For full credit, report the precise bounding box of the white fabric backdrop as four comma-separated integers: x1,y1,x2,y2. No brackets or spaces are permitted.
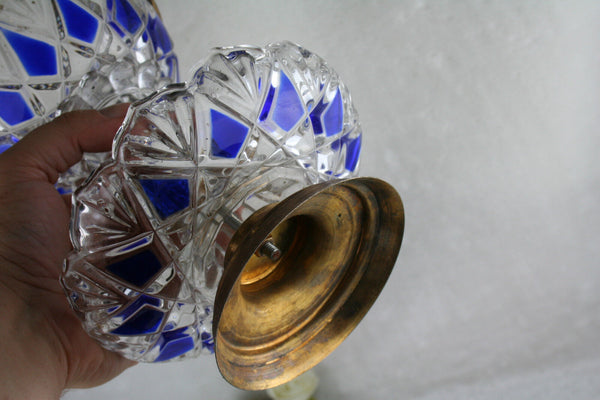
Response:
64,1,600,398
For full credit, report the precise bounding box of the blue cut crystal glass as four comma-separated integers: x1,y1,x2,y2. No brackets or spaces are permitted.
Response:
0,0,178,191
62,41,362,363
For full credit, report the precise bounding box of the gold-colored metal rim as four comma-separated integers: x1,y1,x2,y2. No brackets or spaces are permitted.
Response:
213,177,404,390
148,0,163,19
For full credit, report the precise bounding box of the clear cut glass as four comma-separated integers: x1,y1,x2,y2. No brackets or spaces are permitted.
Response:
62,41,362,363
0,0,178,191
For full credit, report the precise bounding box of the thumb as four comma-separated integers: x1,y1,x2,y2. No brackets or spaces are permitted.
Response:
0,104,129,184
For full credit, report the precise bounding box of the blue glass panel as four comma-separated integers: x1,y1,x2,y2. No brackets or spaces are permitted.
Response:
56,0,99,44
330,137,341,151
259,84,276,122
139,179,190,219
201,331,215,353
106,249,163,287
225,50,246,61
0,28,57,76
117,295,161,320
0,144,11,154
323,89,343,137
111,307,164,335
114,0,142,34
210,109,249,158
163,322,175,331
147,17,172,54
106,0,114,11
272,72,304,131
309,96,328,135
0,91,34,126
344,134,361,172
122,236,151,252
109,21,125,38
154,328,195,362
165,55,178,81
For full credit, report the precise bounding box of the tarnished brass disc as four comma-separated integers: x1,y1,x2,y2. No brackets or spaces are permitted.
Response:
213,177,404,390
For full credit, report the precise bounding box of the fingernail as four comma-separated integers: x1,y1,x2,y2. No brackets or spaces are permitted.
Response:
100,103,130,119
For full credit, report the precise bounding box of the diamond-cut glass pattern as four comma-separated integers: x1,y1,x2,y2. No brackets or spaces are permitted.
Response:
105,248,163,287
210,109,250,159
0,0,179,191
111,295,165,335
270,71,305,131
56,0,100,44
62,41,362,363
139,179,191,219
154,327,196,362
0,28,58,76
0,90,34,127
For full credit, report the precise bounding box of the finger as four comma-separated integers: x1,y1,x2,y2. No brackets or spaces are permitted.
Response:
99,103,130,119
0,104,129,184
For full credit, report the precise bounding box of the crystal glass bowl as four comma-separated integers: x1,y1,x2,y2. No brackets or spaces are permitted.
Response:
62,41,363,364
0,0,178,189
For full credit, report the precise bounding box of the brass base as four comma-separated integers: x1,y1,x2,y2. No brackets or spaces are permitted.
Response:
213,177,404,390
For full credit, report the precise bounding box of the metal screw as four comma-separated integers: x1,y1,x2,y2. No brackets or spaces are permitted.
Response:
259,240,282,262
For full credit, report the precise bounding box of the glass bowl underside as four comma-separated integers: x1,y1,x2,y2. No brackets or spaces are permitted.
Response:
62,42,363,363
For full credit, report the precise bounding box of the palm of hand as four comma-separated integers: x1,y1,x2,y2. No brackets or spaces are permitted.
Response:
0,107,134,397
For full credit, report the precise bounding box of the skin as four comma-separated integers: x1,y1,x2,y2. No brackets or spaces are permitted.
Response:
0,105,135,399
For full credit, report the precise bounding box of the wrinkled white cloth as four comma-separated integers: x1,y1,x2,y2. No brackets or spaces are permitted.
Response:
64,1,600,399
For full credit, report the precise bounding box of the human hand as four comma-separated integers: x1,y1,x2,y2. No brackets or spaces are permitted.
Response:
0,105,136,399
